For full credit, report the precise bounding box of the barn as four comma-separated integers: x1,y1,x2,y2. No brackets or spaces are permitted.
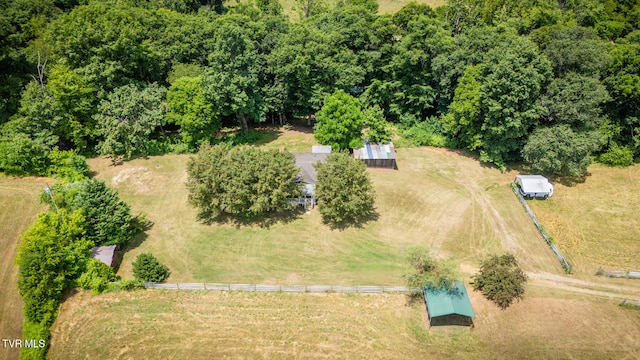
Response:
423,282,475,327
353,141,397,169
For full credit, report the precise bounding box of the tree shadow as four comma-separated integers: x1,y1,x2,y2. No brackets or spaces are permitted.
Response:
197,207,305,229
323,209,380,231
548,173,589,187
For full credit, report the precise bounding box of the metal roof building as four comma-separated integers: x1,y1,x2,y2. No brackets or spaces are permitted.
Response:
353,141,397,169
514,175,554,199
423,282,475,327
90,245,121,269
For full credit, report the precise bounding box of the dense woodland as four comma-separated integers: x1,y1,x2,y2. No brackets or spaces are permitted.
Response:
2,0,640,178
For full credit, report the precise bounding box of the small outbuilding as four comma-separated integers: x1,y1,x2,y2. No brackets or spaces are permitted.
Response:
423,282,475,327
514,175,554,199
292,148,331,208
90,245,122,269
353,141,397,169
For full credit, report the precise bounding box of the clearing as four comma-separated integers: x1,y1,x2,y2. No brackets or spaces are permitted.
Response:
0,177,50,360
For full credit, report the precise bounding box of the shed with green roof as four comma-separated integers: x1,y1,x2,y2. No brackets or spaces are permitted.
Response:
423,281,475,327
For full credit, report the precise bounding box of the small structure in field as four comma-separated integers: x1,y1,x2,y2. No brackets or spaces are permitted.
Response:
423,282,475,327
514,175,554,199
90,245,122,269
353,141,397,169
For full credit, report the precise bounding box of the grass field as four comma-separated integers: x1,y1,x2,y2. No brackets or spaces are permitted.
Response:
48,287,640,359
86,128,562,286
528,164,640,276
0,177,50,360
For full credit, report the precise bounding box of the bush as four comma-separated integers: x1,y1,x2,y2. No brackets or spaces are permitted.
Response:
132,253,170,282
20,320,51,360
599,144,634,167
402,246,458,294
77,259,117,295
403,119,448,147
471,253,528,309
47,147,90,182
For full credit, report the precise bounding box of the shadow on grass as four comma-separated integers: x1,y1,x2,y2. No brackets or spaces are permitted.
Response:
323,209,380,231
197,207,306,229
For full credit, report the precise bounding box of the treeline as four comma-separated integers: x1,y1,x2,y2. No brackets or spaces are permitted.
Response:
1,0,640,176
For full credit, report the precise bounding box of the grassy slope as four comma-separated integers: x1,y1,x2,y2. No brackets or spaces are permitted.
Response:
49,288,640,359
0,177,49,360
85,135,561,286
528,164,640,276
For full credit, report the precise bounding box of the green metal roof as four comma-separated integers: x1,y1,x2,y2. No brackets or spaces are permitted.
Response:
423,281,475,320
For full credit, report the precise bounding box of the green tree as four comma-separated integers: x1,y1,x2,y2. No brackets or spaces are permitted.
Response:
166,76,220,148
95,83,167,163
0,132,51,176
76,258,117,295
314,90,365,150
363,105,392,143
68,179,137,247
314,153,375,225
132,253,170,282
402,246,459,294
471,253,527,309
522,125,599,178
16,209,91,325
186,145,301,221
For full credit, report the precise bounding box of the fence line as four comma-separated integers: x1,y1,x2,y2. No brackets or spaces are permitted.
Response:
511,182,572,273
143,282,414,293
595,267,640,279
621,299,640,308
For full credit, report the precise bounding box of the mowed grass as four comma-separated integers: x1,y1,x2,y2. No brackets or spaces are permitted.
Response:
528,164,640,276
0,177,50,360
49,288,640,359
86,136,562,286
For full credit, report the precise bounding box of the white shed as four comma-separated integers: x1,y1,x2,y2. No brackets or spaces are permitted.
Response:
514,175,554,199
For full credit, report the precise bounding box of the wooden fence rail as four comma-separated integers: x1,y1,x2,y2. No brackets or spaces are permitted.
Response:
143,282,415,293
511,182,572,273
595,267,640,279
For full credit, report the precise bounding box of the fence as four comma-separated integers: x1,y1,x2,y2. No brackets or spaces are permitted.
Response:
143,282,413,293
595,267,640,279
621,299,640,308
511,182,572,273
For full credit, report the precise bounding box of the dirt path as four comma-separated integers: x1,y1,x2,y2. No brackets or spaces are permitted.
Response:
528,272,640,300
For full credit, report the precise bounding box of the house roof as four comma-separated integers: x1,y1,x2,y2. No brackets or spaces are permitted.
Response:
293,153,329,184
423,281,475,320
516,175,552,193
90,245,118,267
354,142,396,160
312,145,332,154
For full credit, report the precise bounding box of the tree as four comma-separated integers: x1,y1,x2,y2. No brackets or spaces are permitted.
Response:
314,90,365,151
314,153,375,225
166,76,220,148
132,253,170,283
522,125,600,178
76,258,117,295
95,83,167,163
362,105,392,143
471,253,527,309
16,209,91,325
402,246,458,294
186,145,301,221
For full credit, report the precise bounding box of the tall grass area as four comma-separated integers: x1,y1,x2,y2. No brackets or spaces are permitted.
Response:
528,163,640,275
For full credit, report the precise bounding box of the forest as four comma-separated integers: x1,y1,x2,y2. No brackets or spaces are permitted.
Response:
1,0,640,176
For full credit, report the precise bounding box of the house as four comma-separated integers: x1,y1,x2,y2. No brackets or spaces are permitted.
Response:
292,146,331,207
514,175,554,199
353,141,397,169
90,245,122,269
423,282,475,327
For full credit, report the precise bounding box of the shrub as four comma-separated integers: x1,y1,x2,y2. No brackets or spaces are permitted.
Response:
471,253,528,309
403,119,448,147
599,144,634,167
132,253,170,282
47,147,90,182
402,246,458,294
77,259,117,295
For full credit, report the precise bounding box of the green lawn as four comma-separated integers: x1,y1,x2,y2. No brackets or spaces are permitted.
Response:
87,137,561,286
